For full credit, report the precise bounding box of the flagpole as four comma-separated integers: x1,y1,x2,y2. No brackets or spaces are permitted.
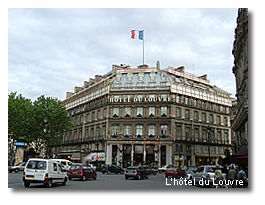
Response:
143,30,144,65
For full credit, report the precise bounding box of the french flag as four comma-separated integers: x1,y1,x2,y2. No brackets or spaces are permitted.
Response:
131,30,144,40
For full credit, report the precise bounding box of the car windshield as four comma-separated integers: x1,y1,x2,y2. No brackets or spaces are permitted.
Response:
206,167,217,172
26,160,47,170
167,168,177,171
70,165,82,170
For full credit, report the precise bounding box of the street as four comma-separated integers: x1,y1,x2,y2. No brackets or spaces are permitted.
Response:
8,171,200,191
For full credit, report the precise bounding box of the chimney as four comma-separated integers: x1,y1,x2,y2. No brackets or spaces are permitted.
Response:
66,92,74,99
84,81,89,88
176,66,185,72
156,60,160,70
74,86,83,93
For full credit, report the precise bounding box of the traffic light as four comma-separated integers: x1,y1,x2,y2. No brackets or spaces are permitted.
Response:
67,155,71,159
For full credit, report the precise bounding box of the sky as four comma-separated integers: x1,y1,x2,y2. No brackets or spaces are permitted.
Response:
8,8,238,101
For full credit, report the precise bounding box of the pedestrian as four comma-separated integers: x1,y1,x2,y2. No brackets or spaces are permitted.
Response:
237,166,247,188
214,165,223,188
227,164,237,188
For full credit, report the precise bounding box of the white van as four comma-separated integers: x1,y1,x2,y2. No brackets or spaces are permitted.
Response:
50,159,72,171
23,158,68,188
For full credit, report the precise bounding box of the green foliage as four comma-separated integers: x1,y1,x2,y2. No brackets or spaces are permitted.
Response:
8,92,35,142
8,92,73,155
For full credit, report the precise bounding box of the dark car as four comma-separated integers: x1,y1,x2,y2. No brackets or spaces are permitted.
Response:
142,165,158,175
101,164,124,174
125,166,148,180
67,164,97,181
165,167,186,179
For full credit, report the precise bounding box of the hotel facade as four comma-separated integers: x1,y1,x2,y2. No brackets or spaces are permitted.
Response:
56,62,233,168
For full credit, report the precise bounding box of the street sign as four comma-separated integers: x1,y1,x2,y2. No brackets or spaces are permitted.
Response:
15,142,27,147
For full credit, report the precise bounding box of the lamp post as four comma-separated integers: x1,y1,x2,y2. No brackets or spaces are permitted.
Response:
207,125,211,165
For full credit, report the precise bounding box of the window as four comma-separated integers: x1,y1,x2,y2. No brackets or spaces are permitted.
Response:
87,113,90,122
176,95,180,103
124,125,131,137
103,108,107,119
202,129,207,142
125,107,131,117
202,112,206,122
113,108,119,117
161,125,168,137
210,114,214,124
176,108,181,118
217,116,221,125
224,132,229,144
185,127,190,141
184,97,189,105
224,117,228,126
149,107,155,117
137,107,143,117
194,128,199,142
112,125,119,137
53,163,58,171
185,109,190,120
194,111,198,121
97,110,101,120
136,125,143,137
148,125,155,137
194,99,197,107
26,160,47,170
218,131,222,144
161,107,167,116
176,126,182,140
91,112,95,121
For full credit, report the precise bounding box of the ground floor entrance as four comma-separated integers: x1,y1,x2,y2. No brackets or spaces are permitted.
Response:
105,141,173,168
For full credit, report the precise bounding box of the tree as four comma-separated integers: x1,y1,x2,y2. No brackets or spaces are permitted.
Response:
32,95,72,156
8,92,35,142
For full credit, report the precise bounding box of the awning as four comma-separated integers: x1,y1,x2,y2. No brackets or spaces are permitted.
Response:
71,152,81,160
229,149,248,166
84,152,105,162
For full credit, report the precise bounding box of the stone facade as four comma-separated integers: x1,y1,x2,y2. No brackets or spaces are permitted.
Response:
232,8,248,152
56,62,233,168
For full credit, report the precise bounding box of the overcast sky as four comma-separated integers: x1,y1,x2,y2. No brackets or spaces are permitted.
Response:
8,8,238,101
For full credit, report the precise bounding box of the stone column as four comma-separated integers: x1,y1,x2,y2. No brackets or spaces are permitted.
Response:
166,144,172,165
106,144,112,165
131,144,134,166
117,143,121,166
143,144,146,163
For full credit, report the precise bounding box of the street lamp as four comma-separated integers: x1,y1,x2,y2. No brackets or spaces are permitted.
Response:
207,125,211,165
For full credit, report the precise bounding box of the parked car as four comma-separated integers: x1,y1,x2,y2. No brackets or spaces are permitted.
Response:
23,158,67,188
142,165,158,175
87,164,97,171
101,164,124,174
185,166,197,180
67,164,97,181
125,166,148,180
158,164,177,173
192,165,226,187
9,162,26,173
50,159,72,171
165,167,186,179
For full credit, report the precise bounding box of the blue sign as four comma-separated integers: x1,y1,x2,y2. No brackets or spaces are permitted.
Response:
15,142,26,147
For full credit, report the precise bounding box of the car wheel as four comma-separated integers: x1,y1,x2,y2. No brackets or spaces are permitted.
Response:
15,169,18,173
137,175,141,180
62,177,67,186
145,175,148,179
24,181,30,188
45,179,52,188
68,177,72,180
107,171,110,174
153,172,157,175
93,176,97,180
125,176,128,180
82,175,86,181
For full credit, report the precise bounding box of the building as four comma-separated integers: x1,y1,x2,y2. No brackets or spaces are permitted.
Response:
231,8,248,153
56,62,233,168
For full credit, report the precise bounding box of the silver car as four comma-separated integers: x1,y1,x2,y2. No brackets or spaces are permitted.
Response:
191,165,226,187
